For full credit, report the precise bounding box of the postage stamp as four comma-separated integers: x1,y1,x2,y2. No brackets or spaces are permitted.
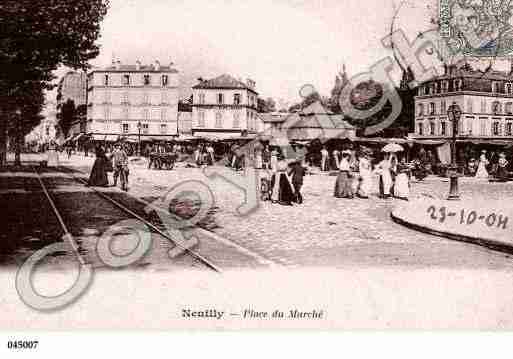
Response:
440,0,513,56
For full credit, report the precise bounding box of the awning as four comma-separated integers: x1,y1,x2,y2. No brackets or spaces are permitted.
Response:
90,134,119,141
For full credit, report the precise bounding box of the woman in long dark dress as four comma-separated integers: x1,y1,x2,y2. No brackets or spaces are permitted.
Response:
87,146,109,187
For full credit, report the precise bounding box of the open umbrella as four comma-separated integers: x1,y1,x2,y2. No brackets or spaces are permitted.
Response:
382,143,404,153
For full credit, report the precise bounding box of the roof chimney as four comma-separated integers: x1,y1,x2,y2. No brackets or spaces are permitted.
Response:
246,78,255,89
115,60,121,70
154,60,161,71
135,60,141,71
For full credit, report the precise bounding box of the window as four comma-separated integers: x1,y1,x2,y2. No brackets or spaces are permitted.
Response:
480,119,487,136
215,112,223,128
467,99,473,113
161,92,168,104
198,111,205,127
441,100,447,114
141,123,149,134
493,121,500,136
143,108,149,121
122,92,129,105
417,104,424,117
142,92,149,105
441,80,449,93
451,79,463,91
492,82,500,93
161,75,168,87
429,102,436,115
217,93,224,105
122,123,129,134
234,93,241,105
103,106,110,120
418,123,423,135
430,122,435,135
441,122,447,136
104,75,109,86
506,102,513,114
160,108,167,121
481,99,487,113
507,122,513,136
198,93,205,104
123,75,130,86
160,124,167,134
233,112,240,128
492,101,502,114
144,75,151,86
122,107,129,119
506,83,512,94
104,91,111,104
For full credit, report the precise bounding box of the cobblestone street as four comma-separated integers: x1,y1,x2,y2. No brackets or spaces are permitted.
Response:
61,154,513,270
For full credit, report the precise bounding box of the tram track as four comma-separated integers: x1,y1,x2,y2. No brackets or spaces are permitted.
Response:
31,165,222,273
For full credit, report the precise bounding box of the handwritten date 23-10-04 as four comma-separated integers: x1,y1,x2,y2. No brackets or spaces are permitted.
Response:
427,205,508,230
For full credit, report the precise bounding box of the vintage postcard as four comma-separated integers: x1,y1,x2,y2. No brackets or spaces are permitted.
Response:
4,0,513,342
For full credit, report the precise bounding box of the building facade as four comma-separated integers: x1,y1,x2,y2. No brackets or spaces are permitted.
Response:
87,60,179,140
414,64,513,140
191,74,261,139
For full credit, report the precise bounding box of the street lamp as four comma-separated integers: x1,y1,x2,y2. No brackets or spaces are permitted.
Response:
14,108,22,166
137,121,141,156
447,102,462,200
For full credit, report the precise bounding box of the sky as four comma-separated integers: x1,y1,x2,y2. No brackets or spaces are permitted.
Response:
50,0,513,107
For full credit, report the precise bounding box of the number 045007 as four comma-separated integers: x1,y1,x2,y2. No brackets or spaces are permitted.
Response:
7,340,39,350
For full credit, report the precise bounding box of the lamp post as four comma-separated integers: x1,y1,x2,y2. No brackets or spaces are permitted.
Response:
137,121,141,156
447,102,462,200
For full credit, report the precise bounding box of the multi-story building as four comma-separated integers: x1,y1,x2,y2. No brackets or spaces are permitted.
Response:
191,74,261,139
414,64,513,139
87,59,179,140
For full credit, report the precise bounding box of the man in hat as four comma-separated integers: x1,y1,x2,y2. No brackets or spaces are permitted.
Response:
112,143,129,190
496,152,509,181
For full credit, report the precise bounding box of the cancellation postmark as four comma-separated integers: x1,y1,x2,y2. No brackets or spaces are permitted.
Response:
439,0,513,57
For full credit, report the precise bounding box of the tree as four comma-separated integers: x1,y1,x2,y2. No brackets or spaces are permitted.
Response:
0,0,110,164
257,97,277,113
56,99,77,139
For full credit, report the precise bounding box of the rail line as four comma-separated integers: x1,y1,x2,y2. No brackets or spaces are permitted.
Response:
32,165,222,273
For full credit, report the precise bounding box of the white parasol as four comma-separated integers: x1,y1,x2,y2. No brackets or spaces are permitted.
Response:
382,143,404,153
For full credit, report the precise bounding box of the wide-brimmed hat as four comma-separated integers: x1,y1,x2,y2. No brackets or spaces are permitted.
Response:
341,149,351,155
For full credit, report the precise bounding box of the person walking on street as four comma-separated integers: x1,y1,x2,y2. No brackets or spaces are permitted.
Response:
112,143,129,191
262,145,271,170
87,146,109,187
321,146,329,172
270,147,279,173
291,159,306,204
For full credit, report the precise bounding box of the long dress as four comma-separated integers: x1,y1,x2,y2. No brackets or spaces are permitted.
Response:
255,150,263,169
394,163,410,200
334,158,354,198
270,151,278,172
88,148,109,187
475,154,489,178
271,170,295,205
357,157,372,198
376,159,392,198
321,150,329,171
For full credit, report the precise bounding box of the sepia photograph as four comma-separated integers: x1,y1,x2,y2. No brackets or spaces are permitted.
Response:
3,0,513,346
